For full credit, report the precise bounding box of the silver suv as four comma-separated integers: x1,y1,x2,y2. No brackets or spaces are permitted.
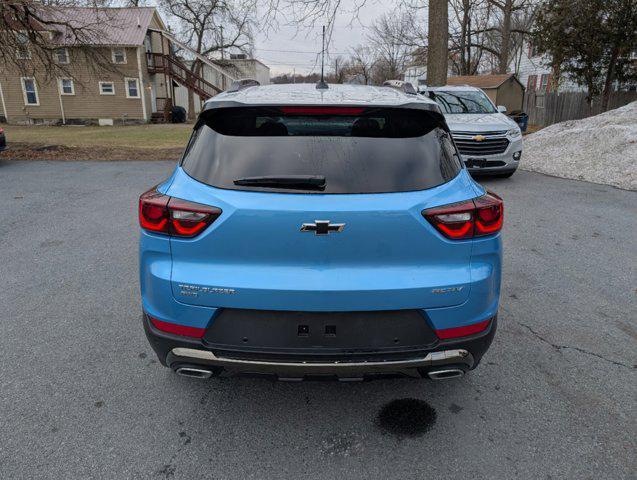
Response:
424,85,523,178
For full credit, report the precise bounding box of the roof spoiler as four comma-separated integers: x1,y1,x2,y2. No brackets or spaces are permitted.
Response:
226,79,260,92
382,80,417,95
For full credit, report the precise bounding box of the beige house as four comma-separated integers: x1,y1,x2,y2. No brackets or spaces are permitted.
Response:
0,7,268,125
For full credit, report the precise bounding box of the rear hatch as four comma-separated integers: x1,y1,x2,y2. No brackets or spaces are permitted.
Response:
167,105,475,311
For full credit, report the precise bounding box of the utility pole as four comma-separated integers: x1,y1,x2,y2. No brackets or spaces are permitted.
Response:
316,25,328,89
427,0,448,86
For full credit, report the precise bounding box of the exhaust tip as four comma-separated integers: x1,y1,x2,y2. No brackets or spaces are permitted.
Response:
427,368,465,380
175,367,214,379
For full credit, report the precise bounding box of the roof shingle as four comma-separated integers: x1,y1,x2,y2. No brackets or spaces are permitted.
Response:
447,74,517,89
41,7,156,47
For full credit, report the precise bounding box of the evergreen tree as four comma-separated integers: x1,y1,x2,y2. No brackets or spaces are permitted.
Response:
533,0,637,108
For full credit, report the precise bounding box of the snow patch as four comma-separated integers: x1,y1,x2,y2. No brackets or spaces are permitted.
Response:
521,101,637,190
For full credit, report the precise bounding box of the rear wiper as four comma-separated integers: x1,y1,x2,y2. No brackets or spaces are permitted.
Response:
233,175,326,190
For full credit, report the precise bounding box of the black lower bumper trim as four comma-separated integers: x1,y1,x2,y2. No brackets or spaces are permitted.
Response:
143,312,497,378
203,308,438,353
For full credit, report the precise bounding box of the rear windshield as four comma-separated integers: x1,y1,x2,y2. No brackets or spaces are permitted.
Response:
181,107,462,194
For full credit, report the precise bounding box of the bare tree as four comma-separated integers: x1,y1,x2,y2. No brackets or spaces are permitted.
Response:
0,0,120,80
471,0,536,74
348,45,376,85
277,0,370,45
368,12,413,82
159,0,254,117
428,0,449,85
160,0,254,57
448,0,492,75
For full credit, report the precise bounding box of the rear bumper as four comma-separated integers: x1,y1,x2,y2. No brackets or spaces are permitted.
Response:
143,312,497,379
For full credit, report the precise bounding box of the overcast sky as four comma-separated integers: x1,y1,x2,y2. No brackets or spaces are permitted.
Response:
252,0,396,76
132,0,400,76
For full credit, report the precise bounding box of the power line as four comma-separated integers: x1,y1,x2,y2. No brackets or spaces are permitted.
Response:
254,47,351,55
257,58,321,66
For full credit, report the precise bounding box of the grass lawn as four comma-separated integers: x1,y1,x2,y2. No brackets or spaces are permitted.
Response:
3,123,193,149
1,123,194,160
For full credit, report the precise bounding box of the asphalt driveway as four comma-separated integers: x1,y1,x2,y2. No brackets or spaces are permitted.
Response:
0,160,635,479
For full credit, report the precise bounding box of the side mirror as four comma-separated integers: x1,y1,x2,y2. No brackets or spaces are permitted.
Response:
497,105,507,113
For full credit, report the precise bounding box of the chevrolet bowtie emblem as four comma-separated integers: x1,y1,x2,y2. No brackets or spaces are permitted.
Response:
473,134,486,141
300,220,345,235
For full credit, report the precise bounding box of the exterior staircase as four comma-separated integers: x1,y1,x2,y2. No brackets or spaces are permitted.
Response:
147,53,223,101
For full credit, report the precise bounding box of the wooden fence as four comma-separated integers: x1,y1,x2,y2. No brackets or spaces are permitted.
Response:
523,91,637,127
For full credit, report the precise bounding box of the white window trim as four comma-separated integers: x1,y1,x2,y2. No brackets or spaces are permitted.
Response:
125,77,140,99
55,48,70,64
59,78,75,95
16,46,31,60
16,31,31,59
99,81,115,95
111,48,127,64
21,77,39,106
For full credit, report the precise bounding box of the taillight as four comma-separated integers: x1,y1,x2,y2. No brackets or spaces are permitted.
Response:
423,192,503,240
435,319,491,340
139,189,170,233
150,316,206,338
139,188,221,237
474,194,504,235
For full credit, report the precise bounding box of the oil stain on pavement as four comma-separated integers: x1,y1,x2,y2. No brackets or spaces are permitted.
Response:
377,398,437,437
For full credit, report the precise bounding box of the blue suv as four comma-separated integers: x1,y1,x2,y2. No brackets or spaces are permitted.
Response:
139,83,502,381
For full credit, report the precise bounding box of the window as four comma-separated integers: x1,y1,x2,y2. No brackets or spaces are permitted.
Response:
21,78,39,105
99,81,115,95
16,32,30,59
59,78,75,95
429,90,497,114
527,75,537,91
111,48,127,64
16,46,31,59
181,107,461,194
125,78,140,98
55,48,69,64
528,42,539,58
539,74,549,92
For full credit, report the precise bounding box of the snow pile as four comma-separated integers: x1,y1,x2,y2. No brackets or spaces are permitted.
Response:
521,101,637,190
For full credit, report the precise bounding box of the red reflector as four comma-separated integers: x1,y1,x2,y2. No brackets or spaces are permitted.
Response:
150,317,206,338
279,106,365,115
435,320,491,340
